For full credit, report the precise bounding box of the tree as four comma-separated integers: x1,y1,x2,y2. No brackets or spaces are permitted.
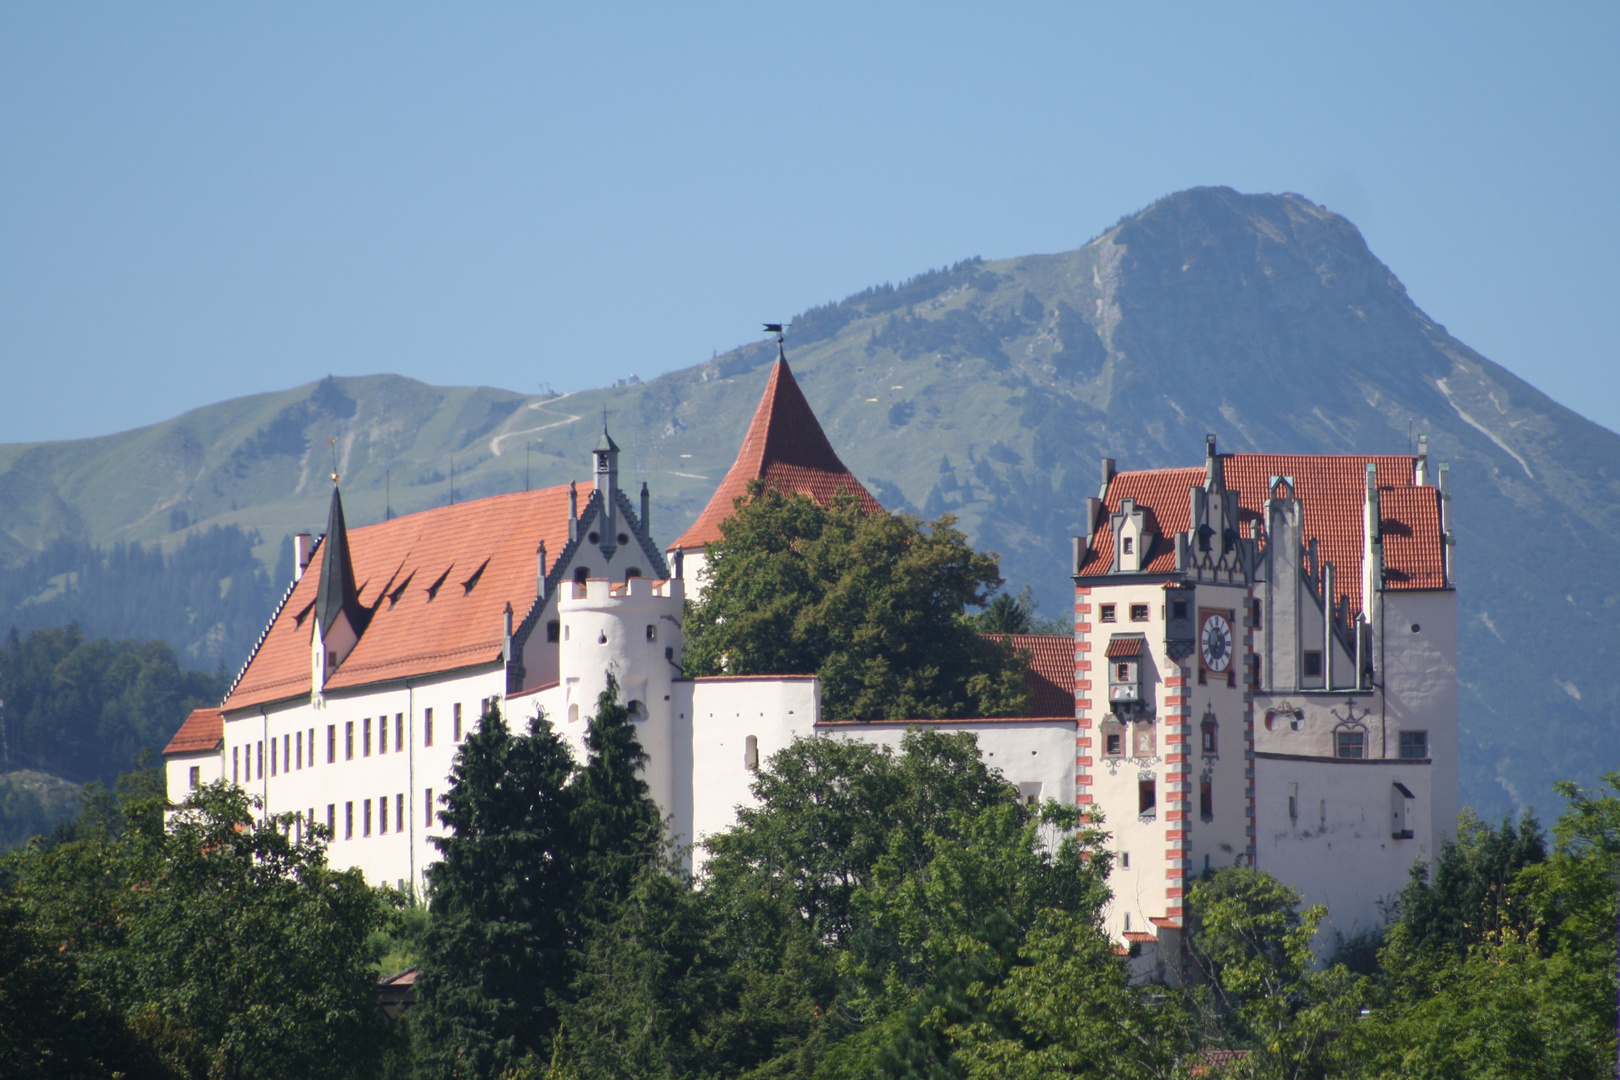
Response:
414,702,580,1080
1393,808,1546,957
7,773,392,1080
1185,868,1365,1080
971,585,1069,637
684,482,1032,720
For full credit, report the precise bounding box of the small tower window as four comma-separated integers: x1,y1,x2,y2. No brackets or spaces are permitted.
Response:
1137,779,1157,816
646,624,657,642
627,700,646,719
1335,729,1365,759
1303,651,1323,677
1399,730,1428,759
625,567,642,579
744,734,759,771
1099,604,1116,623
1122,537,1133,554
547,620,561,642
574,566,590,585
1200,714,1218,754
568,703,580,724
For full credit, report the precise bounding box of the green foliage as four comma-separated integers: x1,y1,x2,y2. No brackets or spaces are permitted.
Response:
971,585,1068,636
684,482,1032,721
4,771,393,1080
414,701,581,1079
0,624,227,786
569,674,665,924
1393,807,1546,956
0,769,83,850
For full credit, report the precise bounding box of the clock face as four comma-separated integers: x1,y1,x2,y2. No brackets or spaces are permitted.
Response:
1200,612,1233,672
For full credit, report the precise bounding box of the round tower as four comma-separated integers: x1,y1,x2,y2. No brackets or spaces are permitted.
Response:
556,575,685,817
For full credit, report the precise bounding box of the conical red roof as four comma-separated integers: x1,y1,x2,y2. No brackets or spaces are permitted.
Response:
670,358,882,550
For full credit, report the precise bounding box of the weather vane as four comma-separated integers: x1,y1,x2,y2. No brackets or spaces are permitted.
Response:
328,437,339,484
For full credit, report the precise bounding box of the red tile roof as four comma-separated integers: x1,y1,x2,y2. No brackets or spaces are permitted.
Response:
164,708,223,755
983,633,1076,717
1079,455,1444,617
670,358,882,551
224,484,589,711
1106,636,1145,658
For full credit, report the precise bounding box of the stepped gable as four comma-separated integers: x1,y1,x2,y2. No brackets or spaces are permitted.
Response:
982,633,1077,717
1078,454,1444,617
225,484,589,711
670,358,882,551
164,707,223,754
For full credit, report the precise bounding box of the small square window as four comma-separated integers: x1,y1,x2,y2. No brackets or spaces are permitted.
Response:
1171,599,1188,620
1116,662,1131,681
547,620,561,643
1130,604,1149,622
1099,604,1116,623
1303,651,1323,677
1399,731,1428,759
646,624,657,642
1105,732,1123,756
1336,730,1365,759
188,765,201,790
1122,537,1133,554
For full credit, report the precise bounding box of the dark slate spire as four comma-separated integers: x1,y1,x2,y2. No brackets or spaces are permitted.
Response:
315,485,362,638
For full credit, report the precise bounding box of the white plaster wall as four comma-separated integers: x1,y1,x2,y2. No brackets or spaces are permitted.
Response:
1253,756,1433,943
165,748,222,803
1382,591,1457,843
821,719,1077,807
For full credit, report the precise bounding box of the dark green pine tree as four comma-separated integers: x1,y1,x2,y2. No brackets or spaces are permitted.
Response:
569,674,666,927
413,704,579,1080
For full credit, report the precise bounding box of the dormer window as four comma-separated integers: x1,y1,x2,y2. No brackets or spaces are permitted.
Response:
1122,537,1133,554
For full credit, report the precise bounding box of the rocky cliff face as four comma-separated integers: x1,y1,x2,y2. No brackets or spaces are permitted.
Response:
1,187,1613,814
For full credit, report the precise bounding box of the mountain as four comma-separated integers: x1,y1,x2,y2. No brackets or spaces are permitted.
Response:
1,187,1614,817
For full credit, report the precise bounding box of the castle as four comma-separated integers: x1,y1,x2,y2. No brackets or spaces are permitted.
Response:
166,348,1455,972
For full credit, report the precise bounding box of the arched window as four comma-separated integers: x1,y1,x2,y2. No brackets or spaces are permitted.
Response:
744,734,759,771
574,566,590,585
1200,712,1218,755
568,703,580,724
627,700,646,719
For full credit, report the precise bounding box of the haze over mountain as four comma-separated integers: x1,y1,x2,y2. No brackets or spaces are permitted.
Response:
1,187,1613,817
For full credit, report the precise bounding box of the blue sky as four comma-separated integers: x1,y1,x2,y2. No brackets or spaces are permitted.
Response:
2,3,1616,443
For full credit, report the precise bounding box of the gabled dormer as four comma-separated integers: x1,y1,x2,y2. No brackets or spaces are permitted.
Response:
1110,498,1157,574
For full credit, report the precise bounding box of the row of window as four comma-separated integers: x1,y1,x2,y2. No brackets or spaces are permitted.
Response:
289,788,439,843
227,699,500,782
1100,717,1219,759
1336,729,1428,759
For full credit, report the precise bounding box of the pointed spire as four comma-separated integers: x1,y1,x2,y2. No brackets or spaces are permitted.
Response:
670,338,883,552
315,485,362,639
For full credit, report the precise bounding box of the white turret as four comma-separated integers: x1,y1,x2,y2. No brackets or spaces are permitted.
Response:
557,575,686,818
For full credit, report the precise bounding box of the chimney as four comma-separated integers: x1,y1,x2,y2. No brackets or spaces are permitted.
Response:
1084,496,1102,542
503,601,514,662
568,482,579,541
1071,535,1083,577
1415,434,1429,486
1322,561,1336,689
536,540,548,600
640,481,650,530
1438,462,1454,586
1099,457,1115,497
672,546,685,580
293,534,313,582
1204,433,1225,492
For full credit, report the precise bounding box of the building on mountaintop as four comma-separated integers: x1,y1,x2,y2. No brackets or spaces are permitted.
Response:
668,340,882,597
1076,435,1456,981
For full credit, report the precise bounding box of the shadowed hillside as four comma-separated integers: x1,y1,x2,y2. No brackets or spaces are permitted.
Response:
1,187,1614,816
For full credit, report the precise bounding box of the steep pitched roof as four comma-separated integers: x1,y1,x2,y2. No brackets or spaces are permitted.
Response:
983,633,1076,718
670,358,882,551
1078,454,1445,617
224,484,590,711
315,485,363,638
164,707,223,755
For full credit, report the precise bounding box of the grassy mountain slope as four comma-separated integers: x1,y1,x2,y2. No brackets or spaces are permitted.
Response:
1,187,1613,815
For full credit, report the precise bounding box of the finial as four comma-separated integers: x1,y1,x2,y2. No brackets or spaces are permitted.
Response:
328,437,339,484
765,322,784,361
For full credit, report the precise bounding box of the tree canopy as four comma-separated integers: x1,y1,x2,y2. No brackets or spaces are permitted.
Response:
683,482,1032,720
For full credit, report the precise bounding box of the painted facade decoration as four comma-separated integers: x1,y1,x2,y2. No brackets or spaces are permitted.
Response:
166,353,1454,973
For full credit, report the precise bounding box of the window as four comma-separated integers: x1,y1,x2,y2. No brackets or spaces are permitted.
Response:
327,804,335,834
424,708,433,747
625,567,641,579
396,793,405,832
1201,716,1218,754
1138,780,1157,816
1130,603,1149,622
1226,669,1235,688
1099,603,1116,623
1122,536,1133,554
188,765,201,790
547,620,561,642
1132,723,1155,758
1121,851,1129,869
453,703,463,742
1303,651,1323,677
232,746,239,783
270,737,277,777
327,725,336,763
296,730,302,770
1250,598,1262,630
1200,780,1213,821
378,794,388,835
568,703,580,724
1101,718,1125,758
394,714,404,753
308,728,314,765
424,788,434,828
364,799,373,836
1252,654,1263,687
1123,912,1131,931
1197,667,1207,685
1399,731,1428,759
1116,662,1131,681
744,734,759,770
1171,598,1188,621
345,721,354,761
363,717,372,757
1336,730,1365,759
646,624,657,642
344,802,354,840
574,566,589,585
326,650,337,669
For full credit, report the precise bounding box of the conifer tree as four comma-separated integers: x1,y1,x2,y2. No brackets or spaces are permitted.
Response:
568,674,665,926
414,703,578,1080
